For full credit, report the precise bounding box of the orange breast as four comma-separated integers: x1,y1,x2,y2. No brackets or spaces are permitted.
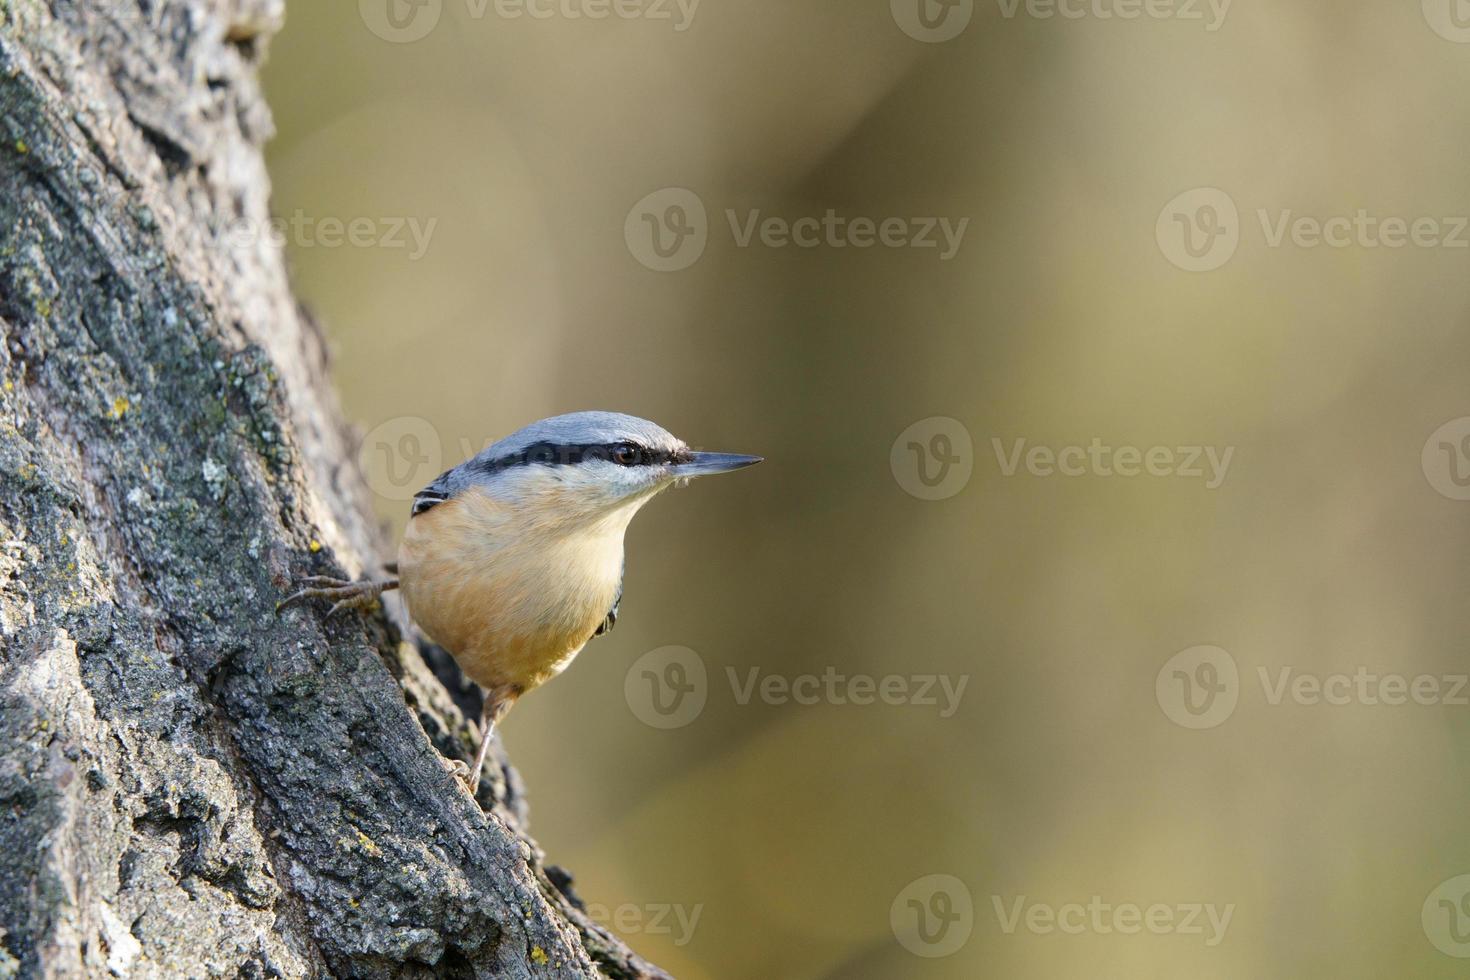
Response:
396,488,623,694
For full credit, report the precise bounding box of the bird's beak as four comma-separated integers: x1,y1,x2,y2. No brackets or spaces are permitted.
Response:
672,452,764,477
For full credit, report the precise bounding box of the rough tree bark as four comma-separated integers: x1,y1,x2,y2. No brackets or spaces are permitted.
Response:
0,3,670,977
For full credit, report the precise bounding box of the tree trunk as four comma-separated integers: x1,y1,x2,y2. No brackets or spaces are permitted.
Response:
0,3,669,977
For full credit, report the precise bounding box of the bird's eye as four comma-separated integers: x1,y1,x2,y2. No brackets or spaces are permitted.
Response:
612,443,641,466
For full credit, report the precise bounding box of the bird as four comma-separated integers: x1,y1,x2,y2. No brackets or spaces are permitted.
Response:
279,411,761,796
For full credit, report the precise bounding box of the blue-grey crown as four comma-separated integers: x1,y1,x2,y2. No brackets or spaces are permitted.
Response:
480,412,684,461
410,412,689,515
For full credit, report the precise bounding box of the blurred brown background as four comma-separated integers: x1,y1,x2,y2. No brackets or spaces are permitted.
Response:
262,1,1470,975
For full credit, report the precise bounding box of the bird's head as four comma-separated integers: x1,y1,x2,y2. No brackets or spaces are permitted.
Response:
451,411,761,529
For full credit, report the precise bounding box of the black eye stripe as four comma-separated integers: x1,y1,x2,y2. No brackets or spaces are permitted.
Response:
413,441,694,518
472,441,692,474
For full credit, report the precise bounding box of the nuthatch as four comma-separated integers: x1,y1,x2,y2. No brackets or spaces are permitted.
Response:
281,412,761,795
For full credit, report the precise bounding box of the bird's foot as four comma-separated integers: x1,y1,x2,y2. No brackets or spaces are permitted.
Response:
445,758,480,798
276,576,398,617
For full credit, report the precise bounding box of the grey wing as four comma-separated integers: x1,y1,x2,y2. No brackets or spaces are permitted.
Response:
594,563,623,637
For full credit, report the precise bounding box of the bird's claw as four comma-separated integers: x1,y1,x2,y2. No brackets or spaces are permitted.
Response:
275,576,385,617
445,758,478,797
